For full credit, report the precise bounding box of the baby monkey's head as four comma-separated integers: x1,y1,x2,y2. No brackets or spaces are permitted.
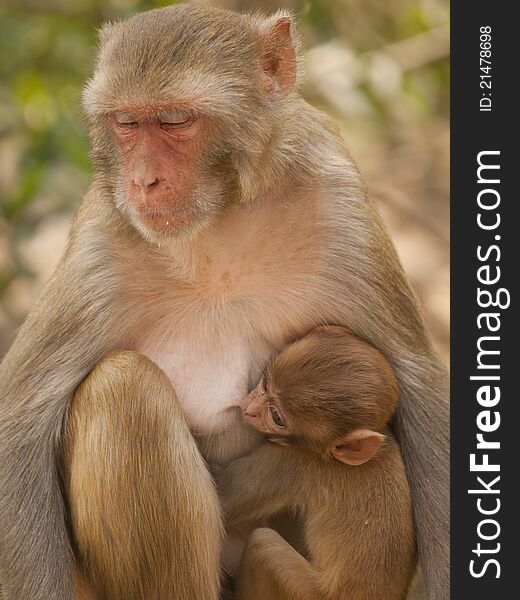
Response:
241,326,398,465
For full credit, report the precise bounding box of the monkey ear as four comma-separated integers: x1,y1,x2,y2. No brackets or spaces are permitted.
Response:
96,20,123,48
331,429,385,466
259,16,297,98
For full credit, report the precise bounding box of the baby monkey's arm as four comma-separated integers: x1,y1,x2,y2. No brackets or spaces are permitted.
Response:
218,443,302,528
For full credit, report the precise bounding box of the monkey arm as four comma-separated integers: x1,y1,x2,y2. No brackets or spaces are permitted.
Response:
0,192,129,600
219,443,303,528
236,528,320,600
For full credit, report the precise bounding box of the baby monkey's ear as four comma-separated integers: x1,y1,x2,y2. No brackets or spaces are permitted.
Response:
331,429,385,466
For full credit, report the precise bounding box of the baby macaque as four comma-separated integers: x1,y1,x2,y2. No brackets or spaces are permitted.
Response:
219,326,416,600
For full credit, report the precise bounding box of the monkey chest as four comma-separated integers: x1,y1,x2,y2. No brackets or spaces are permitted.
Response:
135,329,258,432
132,199,329,433
133,278,321,434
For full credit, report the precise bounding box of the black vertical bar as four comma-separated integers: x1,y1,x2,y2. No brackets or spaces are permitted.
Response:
451,2,519,598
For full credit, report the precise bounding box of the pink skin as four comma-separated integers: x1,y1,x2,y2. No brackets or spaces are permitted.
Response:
110,109,205,232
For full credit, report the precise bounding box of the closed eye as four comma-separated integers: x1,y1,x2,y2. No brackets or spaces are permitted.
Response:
113,112,138,128
159,109,193,129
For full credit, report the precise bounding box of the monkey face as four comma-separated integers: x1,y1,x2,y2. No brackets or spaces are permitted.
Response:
108,110,228,243
82,5,300,245
241,380,290,441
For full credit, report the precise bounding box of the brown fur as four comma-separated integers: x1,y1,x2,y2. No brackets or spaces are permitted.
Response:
64,351,222,600
267,326,398,449
237,528,321,600
0,5,448,600
220,328,416,600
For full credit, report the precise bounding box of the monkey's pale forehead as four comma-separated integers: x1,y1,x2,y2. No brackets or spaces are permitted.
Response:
82,5,259,119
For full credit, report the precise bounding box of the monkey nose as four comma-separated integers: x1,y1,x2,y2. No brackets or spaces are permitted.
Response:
243,408,259,418
132,176,160,191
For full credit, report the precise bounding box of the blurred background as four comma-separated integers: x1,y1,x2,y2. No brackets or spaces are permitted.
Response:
0,0,449,360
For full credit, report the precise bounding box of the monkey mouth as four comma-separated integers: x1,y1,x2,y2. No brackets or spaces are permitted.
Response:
137,207,190,217
242,412,267,432
136,207,191,230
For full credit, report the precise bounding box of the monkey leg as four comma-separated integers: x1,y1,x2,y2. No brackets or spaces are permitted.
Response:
236,528,321,600
63,351,223,600
72,565,99,600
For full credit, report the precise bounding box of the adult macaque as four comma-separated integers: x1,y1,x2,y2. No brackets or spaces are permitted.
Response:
219,325,416,600
0,4,448,600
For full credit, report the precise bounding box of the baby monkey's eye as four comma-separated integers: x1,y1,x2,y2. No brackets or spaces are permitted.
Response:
269,404,286,428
